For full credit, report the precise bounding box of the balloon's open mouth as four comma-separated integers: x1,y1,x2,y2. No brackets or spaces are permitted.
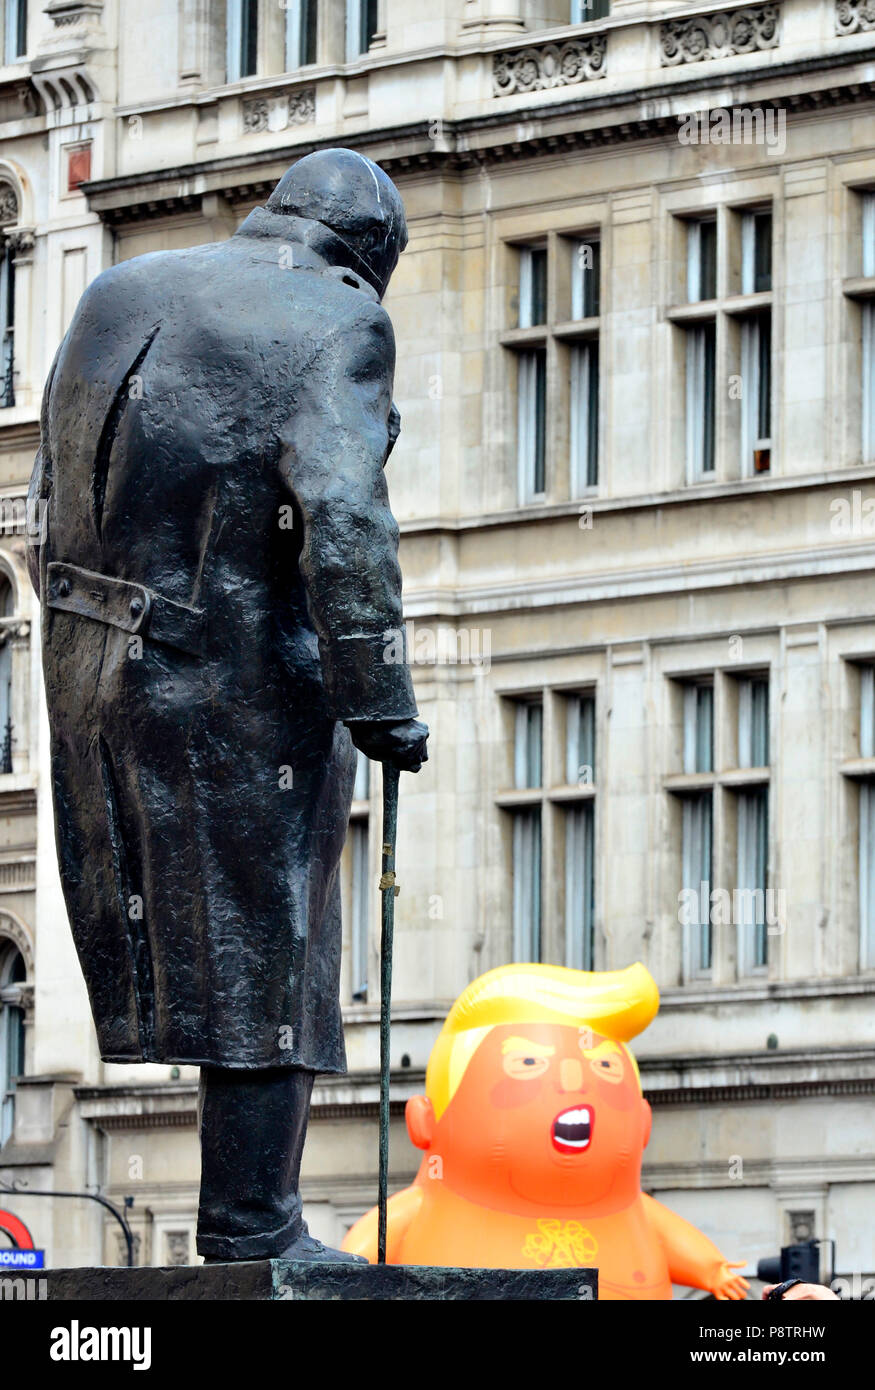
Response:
551,1105,593,1154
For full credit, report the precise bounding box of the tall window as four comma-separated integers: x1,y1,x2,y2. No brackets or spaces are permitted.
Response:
519,246,547,329
518,350,546,501
4,0,26,63
0,630,11,775
681,683,714,975
858,666,875,969
349,751,370,1000
226,0,258,81
0,945,25,1146
569,236,600,492
565,694,595,969
734,675,770,974
285,0,317,68
862,192,875,461
684,219,716,482
512,701,542,961
0,236,14,411
346,0,377,61
686,348,717,487
740,211,772,475
571,237,599,320
687,219,717,303
571,0,610,19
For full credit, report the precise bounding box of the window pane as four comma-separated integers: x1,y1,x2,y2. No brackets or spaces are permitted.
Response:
684,684,712,773
737,788,768,970
686,323,716,479
353,748,370,801
565,803,595,969
864,303,875,461
515,702,543,789
286,0,317,67
243,0,258,75
757,312,771,441
738,678,769,767
861,783,875,968
682,793,712,972
518,349,547,499
513,808,542,961
862,667,875,759
520,247,547,328
864,191,875,279
350,822,369,999
699,220,717,300
751,679,769,765
754,213,772,293
575,238,600,319
566,694,595,785
570,341,599,492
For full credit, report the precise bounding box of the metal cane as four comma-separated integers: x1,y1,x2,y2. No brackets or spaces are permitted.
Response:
377,763,400,1264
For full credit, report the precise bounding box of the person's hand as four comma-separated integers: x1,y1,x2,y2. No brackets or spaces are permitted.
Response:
348,718,429,772
762,1282,838,1301
712,1261,750,1300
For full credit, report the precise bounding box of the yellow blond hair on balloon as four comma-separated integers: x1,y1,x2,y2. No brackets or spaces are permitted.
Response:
426,961,659,1121
342,960,750,1300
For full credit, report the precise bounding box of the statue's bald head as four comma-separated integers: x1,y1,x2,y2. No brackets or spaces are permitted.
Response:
266,148,407,299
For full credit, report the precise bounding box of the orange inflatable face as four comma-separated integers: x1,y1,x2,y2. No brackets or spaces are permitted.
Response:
426,1022,651,1214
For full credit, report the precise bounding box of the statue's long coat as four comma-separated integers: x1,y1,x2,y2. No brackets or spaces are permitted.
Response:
28,207,416,1070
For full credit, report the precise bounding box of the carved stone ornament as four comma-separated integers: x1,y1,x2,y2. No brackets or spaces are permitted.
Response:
836,0,875,33
0,184,19,227
243,88,316,135
6,227,35,255
493,38,607,95
660,5,780,64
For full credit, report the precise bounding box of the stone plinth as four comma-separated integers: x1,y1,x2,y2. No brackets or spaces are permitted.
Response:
42,1261,597,1301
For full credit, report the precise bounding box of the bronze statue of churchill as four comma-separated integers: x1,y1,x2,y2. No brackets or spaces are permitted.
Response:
28,148,428,1263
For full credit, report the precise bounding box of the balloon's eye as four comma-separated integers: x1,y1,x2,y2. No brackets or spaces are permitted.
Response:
503,1052,550,1080
600,1060,611,1068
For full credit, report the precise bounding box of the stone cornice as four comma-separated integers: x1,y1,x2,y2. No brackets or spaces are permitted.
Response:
80,46,875,225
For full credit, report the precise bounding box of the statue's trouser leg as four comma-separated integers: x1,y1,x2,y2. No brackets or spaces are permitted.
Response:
195,1064,314,1261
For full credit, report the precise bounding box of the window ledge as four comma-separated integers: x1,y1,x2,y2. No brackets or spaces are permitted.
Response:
548,783,596,802
664,771,715,792
842,276,875,301
719,766,770,787
499,325,548,348
553,317,600,340
666,299,718,324
665,767,769,791
840,757,875,780
494,787,544,807
722,290,773,317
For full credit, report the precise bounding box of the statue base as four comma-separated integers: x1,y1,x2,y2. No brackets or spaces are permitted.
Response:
42,1261,597,1301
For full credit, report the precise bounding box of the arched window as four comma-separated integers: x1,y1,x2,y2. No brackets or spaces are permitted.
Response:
0,573,13,774
0,944,26,1145
0,181,18,409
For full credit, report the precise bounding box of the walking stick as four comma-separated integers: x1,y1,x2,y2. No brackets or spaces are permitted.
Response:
377,762,400,1265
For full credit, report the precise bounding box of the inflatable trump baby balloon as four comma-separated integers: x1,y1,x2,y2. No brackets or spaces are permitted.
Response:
342,962,749,1300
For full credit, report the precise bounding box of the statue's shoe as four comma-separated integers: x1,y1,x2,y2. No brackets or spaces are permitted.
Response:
275,1230,367,1265
202,1231,367,1266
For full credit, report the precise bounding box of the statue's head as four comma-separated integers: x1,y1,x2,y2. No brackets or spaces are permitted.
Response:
266,148,407,299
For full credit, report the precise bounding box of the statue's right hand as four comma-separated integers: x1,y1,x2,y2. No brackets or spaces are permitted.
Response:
348,718,429,773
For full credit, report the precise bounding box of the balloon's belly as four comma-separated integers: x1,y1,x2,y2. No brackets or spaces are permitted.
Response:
396,1202,674,1299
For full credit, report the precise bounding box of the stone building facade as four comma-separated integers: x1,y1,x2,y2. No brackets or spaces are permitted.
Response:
0,0,873,1290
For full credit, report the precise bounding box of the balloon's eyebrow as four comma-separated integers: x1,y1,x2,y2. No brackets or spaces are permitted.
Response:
501,1036,555,1057
582,1039,622,1058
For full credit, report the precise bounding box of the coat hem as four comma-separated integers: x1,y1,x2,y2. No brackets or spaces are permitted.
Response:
100,1052,347,1074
